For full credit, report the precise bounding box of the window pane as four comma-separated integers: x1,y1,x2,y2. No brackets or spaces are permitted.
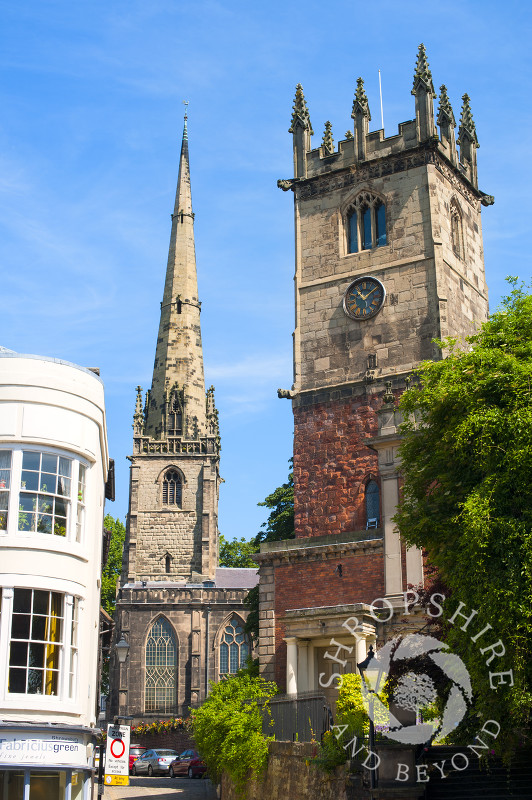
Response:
362,206,372,249
41,455,57,474
376,202,386,247
14,588,32,613
10,641,28,666
19,493,37,512
32,616,47,641
145,618,177,713
21,471,39,491
366,480,380,522
12,615,31,639
8,668,26,693
34,591,49,615
37,515,53,534
220,643,228,674
229,643,239,673
38,496,53,514
348,212,358,253
29,642,45,667
22,451,40,470
40,473,56,494
59,458,71,477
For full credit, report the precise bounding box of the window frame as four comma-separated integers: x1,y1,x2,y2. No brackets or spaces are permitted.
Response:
161,469,183,507
218,616,250,678
144,616,177,714
0,586,82,705
0,446,90,545
345,192,388,255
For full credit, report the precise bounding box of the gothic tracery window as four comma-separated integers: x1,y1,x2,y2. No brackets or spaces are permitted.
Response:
162,469,182,506
347,193,387,254
145,617,177,713
219,617,250,676
168,396,183,435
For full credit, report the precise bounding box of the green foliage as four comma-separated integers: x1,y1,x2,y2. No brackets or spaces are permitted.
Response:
191,674,277,798
395,279,532,756
253,458,294,547
244,584,259,644
101,514,126,615
219,534,258,567
335,673,370,738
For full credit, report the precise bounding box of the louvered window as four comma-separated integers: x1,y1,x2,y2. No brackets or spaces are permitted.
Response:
162,470,182,506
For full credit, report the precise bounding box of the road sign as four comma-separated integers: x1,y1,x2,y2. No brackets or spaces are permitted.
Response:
104,724,130,786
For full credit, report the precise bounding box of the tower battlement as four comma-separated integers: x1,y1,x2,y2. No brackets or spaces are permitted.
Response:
286,45,492,203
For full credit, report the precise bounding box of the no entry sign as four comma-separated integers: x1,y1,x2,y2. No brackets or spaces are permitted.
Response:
104,724,130,786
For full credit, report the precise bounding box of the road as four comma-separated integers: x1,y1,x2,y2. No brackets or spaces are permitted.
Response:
101,775,217,800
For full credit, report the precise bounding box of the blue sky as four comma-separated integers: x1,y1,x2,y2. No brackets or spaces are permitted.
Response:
1,0,530,541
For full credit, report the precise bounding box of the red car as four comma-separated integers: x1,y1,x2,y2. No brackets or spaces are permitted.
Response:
129,745,147,773
169,749,207,779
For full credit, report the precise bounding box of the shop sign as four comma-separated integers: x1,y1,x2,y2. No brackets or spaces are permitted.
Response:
0,732,86,766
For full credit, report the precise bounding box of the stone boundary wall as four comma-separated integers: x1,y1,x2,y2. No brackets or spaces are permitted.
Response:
221,741,348,800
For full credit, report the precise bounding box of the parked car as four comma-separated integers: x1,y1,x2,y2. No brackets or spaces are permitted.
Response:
129,744,147,773
131,748,180,776
169,749,207,779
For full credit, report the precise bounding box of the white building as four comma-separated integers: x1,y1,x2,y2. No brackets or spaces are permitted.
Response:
0,348,109,800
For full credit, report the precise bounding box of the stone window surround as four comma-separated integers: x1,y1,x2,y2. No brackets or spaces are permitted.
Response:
213,611,249,681
450,196,465,261
144,614,178,715
339,188,390,259
155,465,187,510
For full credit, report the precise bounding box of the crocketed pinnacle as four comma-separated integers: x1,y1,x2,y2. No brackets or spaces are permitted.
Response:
322,121,334,155
289,83,313,134
412,43,435,97
437,85,455,126
351,77,371,120
458,93,479,146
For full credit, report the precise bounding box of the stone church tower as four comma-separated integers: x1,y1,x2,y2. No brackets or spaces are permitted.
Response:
256,45,493,691
109,116,258,721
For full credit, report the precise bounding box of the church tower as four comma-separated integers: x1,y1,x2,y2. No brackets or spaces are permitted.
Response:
257,45,493,690
123,113,220,585
109,116,257,721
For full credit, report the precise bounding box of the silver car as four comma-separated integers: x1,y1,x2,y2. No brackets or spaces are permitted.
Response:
131,748,180,776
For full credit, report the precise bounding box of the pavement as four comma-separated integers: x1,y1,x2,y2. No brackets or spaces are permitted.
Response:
100,775,217,800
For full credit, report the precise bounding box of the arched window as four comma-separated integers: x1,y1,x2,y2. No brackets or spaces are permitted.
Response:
219,617,250,676
145,617,177,713
347,193,387,254
450,202,463,260
165,554,171,573
162,470,182,506
168,396,183,435
365,480,380,528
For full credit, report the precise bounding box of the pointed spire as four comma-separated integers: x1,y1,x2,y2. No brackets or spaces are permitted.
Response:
145,112,207,439
437,84,455,127
133,385,145,435
289,83,313,134
322,121,334,155
458,93,479,147
351,77,371,120
412,43,435,97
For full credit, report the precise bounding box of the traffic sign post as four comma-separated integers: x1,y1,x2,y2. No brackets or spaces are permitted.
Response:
104,723,130,786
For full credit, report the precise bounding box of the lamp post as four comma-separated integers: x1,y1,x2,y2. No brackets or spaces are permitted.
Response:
357,644,379,794
116,636,130,717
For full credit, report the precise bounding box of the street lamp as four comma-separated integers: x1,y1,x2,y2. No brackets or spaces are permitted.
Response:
116,636,130,664
357,644,380,793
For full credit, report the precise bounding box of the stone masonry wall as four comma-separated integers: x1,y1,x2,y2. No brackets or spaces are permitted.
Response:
293,392,381,538
221,741,348,800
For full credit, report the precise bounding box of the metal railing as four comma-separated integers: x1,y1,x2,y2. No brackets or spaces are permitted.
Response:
260,692,333,742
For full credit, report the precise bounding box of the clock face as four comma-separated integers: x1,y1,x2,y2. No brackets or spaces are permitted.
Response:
343,276,386,321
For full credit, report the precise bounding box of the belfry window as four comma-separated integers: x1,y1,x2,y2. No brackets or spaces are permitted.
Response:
219,617,250,676
347,193,387,254
168,397,183,435
162,470,182,506
145,617,177,713
365,480,380,529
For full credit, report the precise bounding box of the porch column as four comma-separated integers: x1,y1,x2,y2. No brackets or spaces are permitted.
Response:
297,639,310,693
285,637,298,695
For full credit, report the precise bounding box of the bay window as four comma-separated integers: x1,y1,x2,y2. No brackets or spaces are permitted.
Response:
0,448,89,543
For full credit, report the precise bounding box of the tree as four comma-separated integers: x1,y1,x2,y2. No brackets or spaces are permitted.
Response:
219,534,258,568
253,458,294,547
191,674,277,797
101,514,126,616
395,280,532,755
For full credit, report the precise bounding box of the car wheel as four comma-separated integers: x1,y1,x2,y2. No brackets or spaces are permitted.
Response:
188,767,194,779
148,765,153,777
132,765,137,776
169,767,175,778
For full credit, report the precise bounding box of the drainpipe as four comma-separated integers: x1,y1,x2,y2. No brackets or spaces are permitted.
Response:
205,606,212,699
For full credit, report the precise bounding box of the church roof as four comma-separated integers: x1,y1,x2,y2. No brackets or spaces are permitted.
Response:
215,567,259,589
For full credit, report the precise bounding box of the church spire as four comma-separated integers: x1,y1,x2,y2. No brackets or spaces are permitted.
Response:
145,113,207,439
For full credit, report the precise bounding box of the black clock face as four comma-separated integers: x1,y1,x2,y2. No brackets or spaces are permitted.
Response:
343,276,386,321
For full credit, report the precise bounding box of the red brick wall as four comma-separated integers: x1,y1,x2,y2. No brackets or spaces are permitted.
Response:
273,550,385,688
293,393,381,538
